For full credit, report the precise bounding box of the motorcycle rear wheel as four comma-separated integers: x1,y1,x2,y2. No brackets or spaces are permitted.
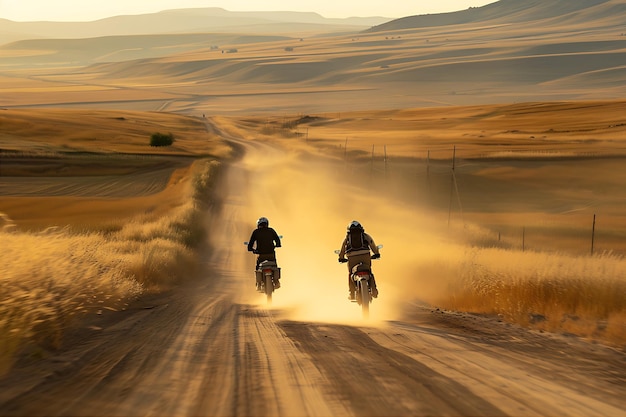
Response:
360,280,370,318
265,274,273,304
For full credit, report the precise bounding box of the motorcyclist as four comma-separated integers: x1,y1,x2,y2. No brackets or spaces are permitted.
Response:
338,220,380,300
247,217,282,290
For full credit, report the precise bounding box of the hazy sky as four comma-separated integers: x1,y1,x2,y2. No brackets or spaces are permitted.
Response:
1,0,496,22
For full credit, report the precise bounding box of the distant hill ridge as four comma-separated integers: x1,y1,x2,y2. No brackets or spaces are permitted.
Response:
367,0,622,32
0,7,390,44
6,1,625,45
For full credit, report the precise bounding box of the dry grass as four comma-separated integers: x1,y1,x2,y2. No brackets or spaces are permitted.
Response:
430,248,622,348
412,226,626,347
0,159,220,374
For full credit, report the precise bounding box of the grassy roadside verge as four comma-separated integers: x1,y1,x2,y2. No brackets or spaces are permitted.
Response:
412,230,626,348
0,159,221,375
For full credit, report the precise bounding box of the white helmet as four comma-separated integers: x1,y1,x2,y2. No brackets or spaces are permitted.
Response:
347,220,362,230
257,217,269,227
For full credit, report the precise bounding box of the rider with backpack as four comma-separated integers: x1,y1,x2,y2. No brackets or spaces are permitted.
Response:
338,220,380,300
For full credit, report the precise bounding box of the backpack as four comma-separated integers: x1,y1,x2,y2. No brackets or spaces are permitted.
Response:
346,227,367,252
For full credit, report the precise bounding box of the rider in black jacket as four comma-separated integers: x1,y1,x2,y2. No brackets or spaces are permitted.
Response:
248,217,282,288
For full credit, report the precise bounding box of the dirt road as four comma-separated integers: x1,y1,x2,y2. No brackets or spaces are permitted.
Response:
0,137,624,417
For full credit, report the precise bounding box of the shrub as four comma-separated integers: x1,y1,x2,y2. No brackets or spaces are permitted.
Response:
150,132,174,147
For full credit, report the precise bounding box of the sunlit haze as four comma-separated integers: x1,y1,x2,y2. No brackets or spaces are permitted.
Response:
1,0,495,21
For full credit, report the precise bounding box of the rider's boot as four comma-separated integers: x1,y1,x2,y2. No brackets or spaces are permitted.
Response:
370,275,379,298
255,269,263,291
274,278,281,289
348,276,356,300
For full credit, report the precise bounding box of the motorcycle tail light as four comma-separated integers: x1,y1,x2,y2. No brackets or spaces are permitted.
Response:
263,269,273,273
356,272,369,277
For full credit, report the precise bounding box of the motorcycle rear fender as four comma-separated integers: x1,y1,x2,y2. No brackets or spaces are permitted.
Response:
351,262,371,274
259,260,277,269
258,260,279,276
352,272,370,282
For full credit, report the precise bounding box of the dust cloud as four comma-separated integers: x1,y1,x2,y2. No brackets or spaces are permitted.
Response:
233,141,455,326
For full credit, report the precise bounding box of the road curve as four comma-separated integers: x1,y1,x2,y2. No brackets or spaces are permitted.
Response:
0,134,624,417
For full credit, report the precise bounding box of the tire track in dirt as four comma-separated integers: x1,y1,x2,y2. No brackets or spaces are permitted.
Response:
278,315,625,417
279,321,506,416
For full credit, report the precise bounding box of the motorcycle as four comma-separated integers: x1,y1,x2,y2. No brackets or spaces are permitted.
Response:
255,259,281,304
335,245,382,318
244,238,282,304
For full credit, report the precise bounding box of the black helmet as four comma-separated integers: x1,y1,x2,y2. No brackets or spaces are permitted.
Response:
257,217,269,227
347,220,363,230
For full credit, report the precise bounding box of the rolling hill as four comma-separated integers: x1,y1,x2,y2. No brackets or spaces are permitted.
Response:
367,0,625,31
1,0,625,114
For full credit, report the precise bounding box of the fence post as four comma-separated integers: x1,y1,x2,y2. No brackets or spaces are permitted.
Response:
447,170,454,228
591,213,596,255
452,145,456,171
384,145,388,177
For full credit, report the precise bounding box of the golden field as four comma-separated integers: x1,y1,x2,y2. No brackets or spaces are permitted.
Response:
1,2,626,372
1,102,625,368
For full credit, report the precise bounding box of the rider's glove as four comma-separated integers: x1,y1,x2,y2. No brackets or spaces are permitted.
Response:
338,258,348,263
371,253,380,259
